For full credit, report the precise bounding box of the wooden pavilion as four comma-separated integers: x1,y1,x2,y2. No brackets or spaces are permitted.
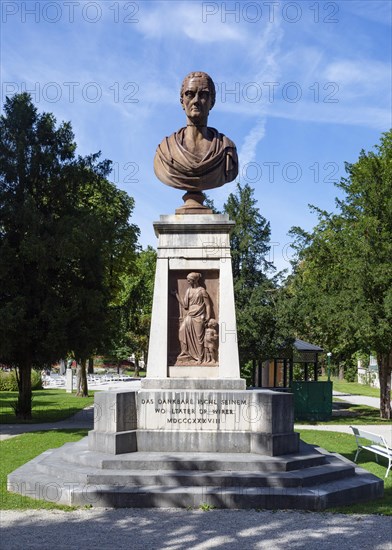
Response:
254,339,324,389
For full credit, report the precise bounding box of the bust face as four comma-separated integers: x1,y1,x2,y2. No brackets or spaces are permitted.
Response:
182,76,213,125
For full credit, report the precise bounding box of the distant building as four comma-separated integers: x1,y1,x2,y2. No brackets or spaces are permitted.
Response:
357,355,380,388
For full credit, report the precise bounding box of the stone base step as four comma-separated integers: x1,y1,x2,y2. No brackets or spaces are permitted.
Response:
55,439,327,472
34,451,354,488
8,464,382,511
7,437,384,510
74,473,382,510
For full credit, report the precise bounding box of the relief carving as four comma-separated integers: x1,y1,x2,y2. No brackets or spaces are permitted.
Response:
171,272,219,365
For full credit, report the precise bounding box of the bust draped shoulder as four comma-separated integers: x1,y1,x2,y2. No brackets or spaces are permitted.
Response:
154,127,238,191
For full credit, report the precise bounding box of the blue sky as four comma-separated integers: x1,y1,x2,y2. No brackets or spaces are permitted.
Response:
1,0,391,270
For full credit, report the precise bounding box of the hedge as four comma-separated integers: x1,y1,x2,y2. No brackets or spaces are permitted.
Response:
0,370,43,391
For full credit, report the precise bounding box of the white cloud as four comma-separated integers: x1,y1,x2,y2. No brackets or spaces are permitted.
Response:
237,19,284,167
136,2,247,43
323,59,390,91
239,119,267,170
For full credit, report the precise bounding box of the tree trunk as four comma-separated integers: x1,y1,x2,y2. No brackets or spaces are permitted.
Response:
338,363,344,380
251,359,256,387
87,357,94,374
134,358,140,378
143,349,148,374
378,351,391,420
76,359,88,397
15,362,32,420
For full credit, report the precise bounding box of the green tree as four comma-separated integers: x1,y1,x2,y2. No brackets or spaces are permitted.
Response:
127,246,156,370
68,171,139,395
105,246,156,375
223,183,285,379
287,131,392,418
0,93,139,414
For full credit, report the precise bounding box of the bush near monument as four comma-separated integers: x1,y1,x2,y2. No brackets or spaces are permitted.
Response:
0,370,42,392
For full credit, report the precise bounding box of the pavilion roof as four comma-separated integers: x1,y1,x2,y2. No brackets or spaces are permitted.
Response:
293,339,324,353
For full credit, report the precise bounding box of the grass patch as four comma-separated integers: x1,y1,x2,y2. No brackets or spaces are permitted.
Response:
0,389,94,424
1,429,88,510
298,402,391,425
320,376,380,398
299,430,391,515
199,502,216,511
122,369,146,378
330,402,390,425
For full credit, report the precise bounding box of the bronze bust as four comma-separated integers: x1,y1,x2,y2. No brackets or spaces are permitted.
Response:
154,72,238,209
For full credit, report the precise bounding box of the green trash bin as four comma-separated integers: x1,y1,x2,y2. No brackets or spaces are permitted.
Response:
291,381,333,421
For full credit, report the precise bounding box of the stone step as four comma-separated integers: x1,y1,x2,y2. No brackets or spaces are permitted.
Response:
69,471,381,510
7,438,383,511
88,465,354,489
34,449,355,489
55,439,327,473
8,461,382,511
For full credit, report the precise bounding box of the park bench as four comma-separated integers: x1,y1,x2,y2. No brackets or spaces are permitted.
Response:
350,426,392,478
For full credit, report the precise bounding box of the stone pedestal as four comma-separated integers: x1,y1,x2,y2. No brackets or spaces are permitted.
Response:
147,214,240,380
88,212,300,457
136,388,298,455
88,390,138,454
65,369,73,393
88,388,299,456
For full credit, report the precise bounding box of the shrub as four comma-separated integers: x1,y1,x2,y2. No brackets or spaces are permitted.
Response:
0,371,18,391
0,369,43,391
31,369,43,390
240,361,254,386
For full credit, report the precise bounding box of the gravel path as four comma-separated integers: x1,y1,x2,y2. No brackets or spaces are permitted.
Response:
333,390,382,409
0,509,391,550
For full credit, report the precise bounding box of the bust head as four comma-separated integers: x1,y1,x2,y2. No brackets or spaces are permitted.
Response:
154,70,238,196
180,72,216,112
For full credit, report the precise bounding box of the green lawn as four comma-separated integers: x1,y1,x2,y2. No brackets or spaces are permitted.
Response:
297,402,391,425
1,429,390,513
320,376,381,398
0,389,94,424
1,429,88,510
299,430,391,515
123,369,146,378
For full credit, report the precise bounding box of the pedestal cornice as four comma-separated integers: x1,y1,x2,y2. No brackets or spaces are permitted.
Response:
154,214,235,237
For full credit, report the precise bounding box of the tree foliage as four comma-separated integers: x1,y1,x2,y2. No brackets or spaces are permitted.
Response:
223,183,287,376
286,130,392,418
0,93,140,415
106,246,156,372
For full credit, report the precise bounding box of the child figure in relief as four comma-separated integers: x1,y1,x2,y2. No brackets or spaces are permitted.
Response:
204,319,219,363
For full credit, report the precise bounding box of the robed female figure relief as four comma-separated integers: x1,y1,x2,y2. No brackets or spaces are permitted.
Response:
171,272,218,364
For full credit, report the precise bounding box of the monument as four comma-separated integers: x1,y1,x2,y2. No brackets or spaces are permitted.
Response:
8,72,383,509
88,71,299,457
